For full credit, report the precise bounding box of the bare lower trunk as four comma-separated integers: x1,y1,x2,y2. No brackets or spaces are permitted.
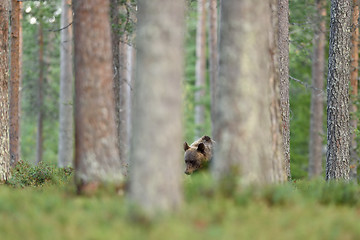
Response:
119,39,129,173
349,0,359,180
212,0,272,185
208,0,218,137
269,0,287,183
10,0,21,167
58,0,74,168
309,0,326,178
129,0,184,215
110,0,121,164
36,22,44,165
0,0,11,182
195,0,207,138
73,0,124,193
278,0,291,179
326,0,352,181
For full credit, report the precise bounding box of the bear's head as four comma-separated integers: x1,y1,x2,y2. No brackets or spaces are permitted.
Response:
183,142,207,175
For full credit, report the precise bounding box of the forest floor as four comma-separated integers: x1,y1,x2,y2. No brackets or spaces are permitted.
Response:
1,162,360,240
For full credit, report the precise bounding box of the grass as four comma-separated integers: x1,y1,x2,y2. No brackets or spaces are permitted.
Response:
2,164,360,240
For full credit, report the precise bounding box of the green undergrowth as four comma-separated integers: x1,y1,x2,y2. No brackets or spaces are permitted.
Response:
2,168,360,239
6,161,73,188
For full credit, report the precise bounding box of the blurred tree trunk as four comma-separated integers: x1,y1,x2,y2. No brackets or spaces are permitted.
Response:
73,0,124,194
208,0,218,137
110,0,121,165
36,21,44,165
195,0,207,138
10,0,21,167
18,2,22,162
0,0,11,182
58,0,74,168
326,0,352,181
119,37,129,173
129,0,184,214
269,0,287,183
111,1,129,174
309,0,326,178
212,0,272,185
278,0,291,179
349,0,359,180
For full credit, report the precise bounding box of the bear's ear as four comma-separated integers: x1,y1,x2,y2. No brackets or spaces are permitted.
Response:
197,143,205,153
202,136,211,142
184,142,190,151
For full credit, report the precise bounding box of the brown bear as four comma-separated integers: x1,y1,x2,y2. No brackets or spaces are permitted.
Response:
183,136,215,175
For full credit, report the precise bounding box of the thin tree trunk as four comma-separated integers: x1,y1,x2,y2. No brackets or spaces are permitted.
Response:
119,37,129,173
18,2,22,161
208,0,218,137
309,0,326,178
326,0,352,181
212,0,272,185
129,0,184,215
0,0,11,182
127,44,135,153
110,0,129,175
9,0,20,167
269,0,287,183
110,0,121,165
195,0,207,138
58,0,74,168
73,0,124,194
349,0,359,180
36,22,44,165
278,0,291,179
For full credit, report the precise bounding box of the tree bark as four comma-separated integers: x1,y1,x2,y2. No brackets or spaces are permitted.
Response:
212,0,272,185
10,0,21,167
58,0,74,168
278,0,291,179
110,0,121,166
349,0,359,180
129,0,184,214
309,0,326,178
0,0,11,182
326,0,352,181
208,0,218,137
73,0,124,193
119,38,129,173
269,0,287,183
195,0,207,138
35,22,44,165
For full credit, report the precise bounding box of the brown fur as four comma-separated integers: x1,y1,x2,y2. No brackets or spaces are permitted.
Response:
183,136,215,175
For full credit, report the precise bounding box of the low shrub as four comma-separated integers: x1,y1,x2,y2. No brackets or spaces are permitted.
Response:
6,161,73,188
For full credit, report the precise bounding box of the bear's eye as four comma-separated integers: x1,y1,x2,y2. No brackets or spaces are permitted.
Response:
186,160,196,165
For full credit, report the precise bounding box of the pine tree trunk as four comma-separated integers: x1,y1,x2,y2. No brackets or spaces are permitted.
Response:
9,0,20,167
208,0,218,137
18,2,22,161
0,0,11,182
58,0,74,168
110,0,121,165
212,0,272,185
119,38,129,173
195,0,207,138
278,0,291,179
110,0,129,175
309,0,326,178
326,0,352,181
349,0,359,180
129,0,184,214
36,22,44,165
73,0,124,193
269,0,287,183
